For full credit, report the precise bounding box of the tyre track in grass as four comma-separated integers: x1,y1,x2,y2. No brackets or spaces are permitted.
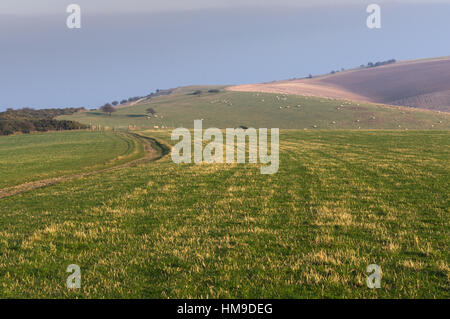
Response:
0,132,169,200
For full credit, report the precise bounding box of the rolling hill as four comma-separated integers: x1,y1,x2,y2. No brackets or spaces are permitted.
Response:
60,86,450,130
4,62,450,297
229,57,450,112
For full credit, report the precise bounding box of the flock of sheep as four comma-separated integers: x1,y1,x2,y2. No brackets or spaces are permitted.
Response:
141,93,443,130
210,99,233,106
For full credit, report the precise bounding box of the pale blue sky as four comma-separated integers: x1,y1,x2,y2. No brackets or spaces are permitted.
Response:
0,1,449,110
1,0,449,15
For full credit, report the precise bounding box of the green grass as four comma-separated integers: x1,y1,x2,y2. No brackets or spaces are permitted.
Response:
0,130,448,298
0,131,143,189
59,87,450,130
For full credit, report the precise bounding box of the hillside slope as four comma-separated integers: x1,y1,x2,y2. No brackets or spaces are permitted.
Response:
60,87,450,130
229,57,450,112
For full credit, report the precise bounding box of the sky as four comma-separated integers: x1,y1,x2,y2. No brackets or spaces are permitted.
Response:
1,0,449,15
0,0,449,110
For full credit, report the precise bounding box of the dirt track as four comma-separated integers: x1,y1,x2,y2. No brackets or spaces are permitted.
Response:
0,133,163,200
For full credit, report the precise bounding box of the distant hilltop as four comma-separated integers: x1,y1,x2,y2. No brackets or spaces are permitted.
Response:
228,57,450,112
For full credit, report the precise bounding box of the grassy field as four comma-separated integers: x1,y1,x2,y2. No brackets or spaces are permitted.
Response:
59,87,450,130
0,129,448,298
0,131,144,189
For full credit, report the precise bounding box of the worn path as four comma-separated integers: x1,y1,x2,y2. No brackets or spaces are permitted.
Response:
0,133,165,200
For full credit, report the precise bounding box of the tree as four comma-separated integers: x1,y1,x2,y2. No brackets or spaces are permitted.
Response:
100,104,116,116
146,107,156,116
112,101,119,106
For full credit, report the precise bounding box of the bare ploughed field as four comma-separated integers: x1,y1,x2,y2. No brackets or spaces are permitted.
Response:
228,57,450,112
